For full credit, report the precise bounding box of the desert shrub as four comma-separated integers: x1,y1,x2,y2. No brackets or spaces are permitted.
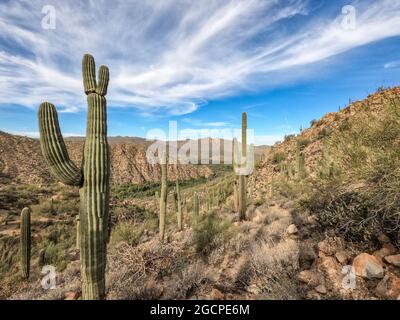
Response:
303,97,400,245
113,177,208,200
271,151,286,164
192,212,231,255
249,239,299,299
168,262,210,299
40,225,75,270
317,127,330,139
31,199,78,217
111,222,143,246
0,237,19,278
297,137,311,149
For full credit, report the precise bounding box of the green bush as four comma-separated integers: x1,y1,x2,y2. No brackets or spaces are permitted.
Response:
272,152,286,164
297,137,311,149
111,222,144,246
192,213,231,255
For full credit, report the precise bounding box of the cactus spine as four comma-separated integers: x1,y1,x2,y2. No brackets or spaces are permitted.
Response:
176,180,183,231
159,152,167,242
20,207,31,279
193,193,199,226
38,54,110,300
238,112,247,220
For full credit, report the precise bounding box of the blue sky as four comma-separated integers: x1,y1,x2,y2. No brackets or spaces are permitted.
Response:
0,0,400,145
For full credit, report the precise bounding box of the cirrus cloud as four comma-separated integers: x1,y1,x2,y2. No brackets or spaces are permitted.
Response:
0,0,400,114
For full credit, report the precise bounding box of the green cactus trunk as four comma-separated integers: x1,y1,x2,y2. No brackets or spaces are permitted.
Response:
233,181,239,212
38,54,110,300
176,180,183,231
159,152,167,242
238,112,247,220
20,207,31,279
193,193,199,226
296,140,306,179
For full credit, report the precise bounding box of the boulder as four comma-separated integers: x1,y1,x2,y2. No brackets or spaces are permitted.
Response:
315,284,327,294
352,253,384,279
384,254,400,267
298,270,320,287
375,273,400,300
318,256,342,291
211,288,225,300
286,224,298,235
64,291,80,300
335,250,350,264
373,243,397,261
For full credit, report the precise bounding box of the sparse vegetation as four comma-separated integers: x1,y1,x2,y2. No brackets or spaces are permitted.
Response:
192,212,231,255
302,96,400,246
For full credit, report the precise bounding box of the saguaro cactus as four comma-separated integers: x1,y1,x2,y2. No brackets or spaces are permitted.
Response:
20,207,31,279
75,216,80,250
295,140,306,179
176,180,183,231
238,112,247,220
159,152,168,242
193,193,199,226
38,54,110,300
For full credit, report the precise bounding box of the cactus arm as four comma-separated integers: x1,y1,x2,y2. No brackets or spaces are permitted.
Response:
38,102,82,186
96,65,109,96
82,54,97,94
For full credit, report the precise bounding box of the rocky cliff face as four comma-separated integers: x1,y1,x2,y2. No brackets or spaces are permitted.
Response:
0,133,212,185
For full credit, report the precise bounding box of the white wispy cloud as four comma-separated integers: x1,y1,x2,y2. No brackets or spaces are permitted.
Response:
0,0,400,114
384,60,400,69
8,130,84,138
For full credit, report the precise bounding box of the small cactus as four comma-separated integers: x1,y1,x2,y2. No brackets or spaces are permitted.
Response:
20,207,31,279
38,248,46,269
159,152,167,242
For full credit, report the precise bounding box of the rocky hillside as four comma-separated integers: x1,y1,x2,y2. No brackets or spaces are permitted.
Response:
0,132,212,185
250,86,400,193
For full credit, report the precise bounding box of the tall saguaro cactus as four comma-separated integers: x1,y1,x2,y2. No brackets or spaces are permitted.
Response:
193,193,200,226
20,207,31,279
159,152,168,242
38,54,110,300
238,112,247,220
176,180,183,231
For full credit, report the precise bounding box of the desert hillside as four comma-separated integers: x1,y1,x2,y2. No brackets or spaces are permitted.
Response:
0,87,399,301
0,133,214,185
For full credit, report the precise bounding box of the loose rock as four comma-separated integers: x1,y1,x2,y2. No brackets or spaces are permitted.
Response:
384,254,400,267
352,253,384,279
